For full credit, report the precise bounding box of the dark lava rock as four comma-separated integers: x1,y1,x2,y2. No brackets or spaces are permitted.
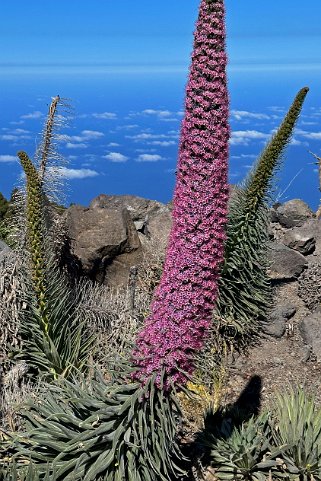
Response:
271,199,314,228
66,204,142,287
300,312,321,362
282,226,316,255
262,304,296,338
89,194,163,223
267,242,308,281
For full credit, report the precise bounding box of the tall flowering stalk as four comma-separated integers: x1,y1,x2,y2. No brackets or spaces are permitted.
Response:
133,0,230,386
18,151,48,327
215,87,309,342
9,3,230,479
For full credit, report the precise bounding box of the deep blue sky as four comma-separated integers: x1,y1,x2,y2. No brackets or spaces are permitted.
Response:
1,1,321,208
2,1,321,70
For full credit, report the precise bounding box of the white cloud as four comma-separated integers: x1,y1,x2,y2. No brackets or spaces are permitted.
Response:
0,154,17,162
230,130,270,146
135,148,157,153
143,109,172,117
115,124,139,131
136,154,163,162
290,137,304,146
300,120,318,126
57,167,99,179
159,118,180,122
61,130,104,144
21,111,43,120
297,130,321,140
10,120,25,125
148,140,176,147
230,153,257,160
66,142,88,149
268,106,285,113
231,110,270,121
0,135,19,141
92,112,117,120
81,130,104,139
128,109,182,121
11,128,30,134
103,152,128,162
127,132,179,142
0,131,31,141
107,142,120,147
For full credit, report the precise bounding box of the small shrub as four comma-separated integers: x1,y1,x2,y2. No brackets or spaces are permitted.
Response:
273,388,321,480
201,411,280,481
198,388,321,481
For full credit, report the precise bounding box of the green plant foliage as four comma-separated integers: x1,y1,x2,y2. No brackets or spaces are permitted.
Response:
16,266,94,379
273,388,321,480
201,410,280,481
198,388,321,481
0,191,9,221
0,461,55,481
216,87,309,342
10,369,185,481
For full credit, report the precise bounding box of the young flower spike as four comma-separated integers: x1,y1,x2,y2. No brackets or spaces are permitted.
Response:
133,0,230,386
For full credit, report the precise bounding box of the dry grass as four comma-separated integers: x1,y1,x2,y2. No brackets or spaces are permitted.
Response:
0,376,41,432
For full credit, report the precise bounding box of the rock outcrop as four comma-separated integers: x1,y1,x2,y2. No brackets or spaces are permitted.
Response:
65,195,172,287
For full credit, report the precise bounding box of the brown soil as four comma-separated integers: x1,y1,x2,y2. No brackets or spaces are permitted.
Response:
180,280,321,480
222,281,321,410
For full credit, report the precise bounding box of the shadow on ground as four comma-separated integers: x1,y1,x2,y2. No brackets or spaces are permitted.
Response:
180,375,263,480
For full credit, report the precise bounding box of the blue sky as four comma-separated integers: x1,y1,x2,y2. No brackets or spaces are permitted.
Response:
1,1,321,208
2,1,321,71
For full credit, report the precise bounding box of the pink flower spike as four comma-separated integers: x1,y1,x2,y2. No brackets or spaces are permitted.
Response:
132,0,230,388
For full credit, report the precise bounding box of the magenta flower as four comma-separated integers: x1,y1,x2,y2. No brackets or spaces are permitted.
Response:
133,0,230,386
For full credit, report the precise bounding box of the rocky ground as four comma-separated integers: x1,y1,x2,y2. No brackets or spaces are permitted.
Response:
1,194,321,480
61,195,321,410
2,194,321,408
215,199,321,411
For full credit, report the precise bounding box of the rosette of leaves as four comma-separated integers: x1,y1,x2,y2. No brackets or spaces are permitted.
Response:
215,87,309,343
272,388,321,480
200,410,281,481
10,369,185,481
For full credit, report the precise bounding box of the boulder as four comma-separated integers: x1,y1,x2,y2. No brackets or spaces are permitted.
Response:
66,204,142,287
89,194,163,224
282,226,316,255
267,242,307,281
262,304,296,338
145,205,172,253
300,312,321,361
271,199,314,228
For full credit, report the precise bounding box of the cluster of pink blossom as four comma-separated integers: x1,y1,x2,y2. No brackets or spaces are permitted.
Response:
133,0,230,386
